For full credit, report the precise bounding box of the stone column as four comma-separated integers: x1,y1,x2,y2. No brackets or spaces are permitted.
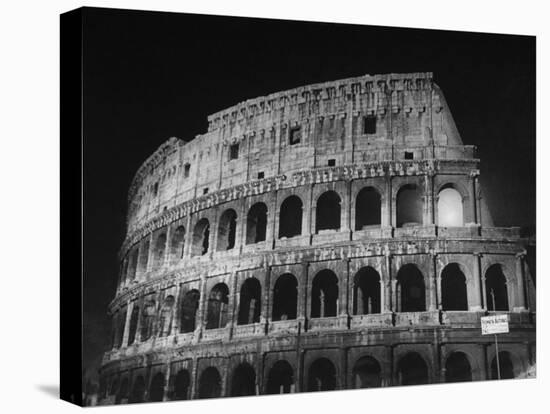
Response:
470,252,483,311
428,252,438,311
515,252,527,311
145,233,154,275
469,170,478,225
194,274,208,342
183,213,192,258
261,265,271,330
238,198,247,251
383,176,392,227
340,258,350,318
163,364,171,402
171,284,182,336
475,253,486,310
424,173,435,226
299,262,309,327
383,252,392,313
228,272,239,339
121,300,133,347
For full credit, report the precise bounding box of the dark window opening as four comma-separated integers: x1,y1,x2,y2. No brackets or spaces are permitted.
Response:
128,376,145,403
441,264,468,310
217,209,237,251
355,187,381,230
327,159,336,167
149,373,165,402
229,143,239,160
246,202,267,244
153,233,167,268
396,184,423,227
257,171,264,179
180,289,200,333
127,305,139,345
266,360,294,394
206,283,229,329
445,352,472,383
404,151,414,160
230,363,256,397
153,182,159,197
363,115,377,134
397,353,429,385
485,264,509,311
173,370,190,400
311,270,339,318
396,264,426,312
353,356,382,388
279,196,303,238
203,188,209,195
316,191,341,232
353,267,381,315
170,225,186,263
158,296,175,337
140,300,156,341
289,126,301,145
184,163,191,178
307,358,336,392
272,273,298,321
191,218,210,256
137,240,149,275
237,278,261,325
198,367,221,399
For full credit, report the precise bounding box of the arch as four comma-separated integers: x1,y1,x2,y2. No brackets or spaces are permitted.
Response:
153,233,167,268
137,239,149,274
352,356,382,388
116,377,128,404
353,267,381,315
217,209,237,251
485,264,509,311
110,377,119,396
180,289,200,333
266,360,294,394
491,351,515,379
230,363,256,397
128,305,139,345
173,369,190,400
396,184,422,227
198,367,222,399
316,190,341,232
438,186,464,226
140,300,156,341
355,187,381,230
441,263,468,310
170,225,186,262
206,283,229,329
191,218,210,256
307,358,337,392
445,352,472,382
279,195,303,238
311,270,339,318
158,295,175,337
246,202,268,244
149,372,165,402
396,264,426,312
272,273,298,321
237,278,261,325
128,375,145,403
397,352,429,385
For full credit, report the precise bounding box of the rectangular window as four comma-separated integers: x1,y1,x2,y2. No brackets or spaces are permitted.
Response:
184,163,191,178
257,171,265,179
327,159,336,167
404,151,414,160
363,115,377,134
229,143,239,160
289,126,301,145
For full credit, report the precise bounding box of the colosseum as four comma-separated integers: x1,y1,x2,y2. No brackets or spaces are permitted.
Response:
98,72,536,404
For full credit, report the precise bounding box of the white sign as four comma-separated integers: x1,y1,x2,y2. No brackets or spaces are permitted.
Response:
481,314,509,335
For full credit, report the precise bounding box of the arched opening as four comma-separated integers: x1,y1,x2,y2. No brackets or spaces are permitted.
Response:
266,360,294,394
173,370,190,400
153,233,167,268
128,249,139,280
491,351,515,379
353,267,381,315
137,240,150,274
311,270,339,318
158,296,175,337
279,196,303,238
217,209,237,251
316,191,341,232
485,264,509,311
396,184,422,228
110,377,119,397
272,274,298,321
170,225,186,263
113,310,126,349
396,264,426,312
307,358,337,392
192,218,210,256
237,278,261,325
180,289,200,333
128,305,139,345
116,378,128,404
129,376,145,403
206,283,229,329
198,367,221,399
355,187,381,230
441,264,468,310
230,363,256,397
353,356,382,388
149,372,165,402
140,300,156,341
445,352,472,382
438,186,463,227
246,202,267,244
397,353,429,385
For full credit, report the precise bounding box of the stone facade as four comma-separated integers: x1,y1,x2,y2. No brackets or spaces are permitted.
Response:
99,72,536,404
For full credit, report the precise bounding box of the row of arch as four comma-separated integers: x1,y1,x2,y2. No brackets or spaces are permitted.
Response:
121,183,466,285
105,350,517,403
112,262,511,349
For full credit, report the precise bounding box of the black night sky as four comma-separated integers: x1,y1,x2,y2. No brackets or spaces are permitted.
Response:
82,7,535,374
